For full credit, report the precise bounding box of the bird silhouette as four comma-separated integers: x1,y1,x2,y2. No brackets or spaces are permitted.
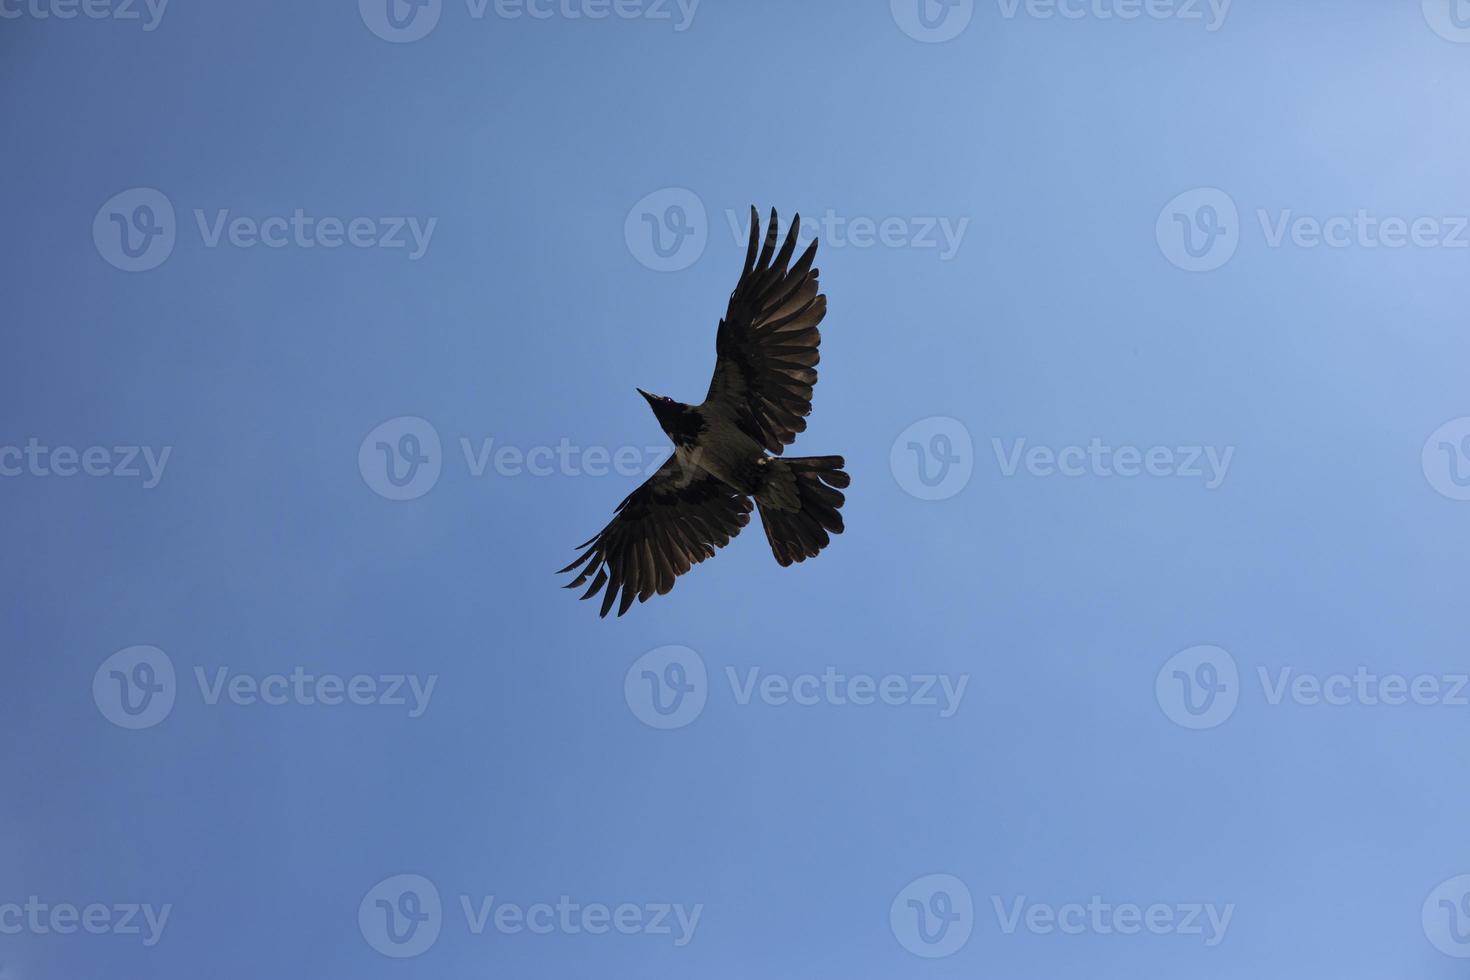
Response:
560,207,849,617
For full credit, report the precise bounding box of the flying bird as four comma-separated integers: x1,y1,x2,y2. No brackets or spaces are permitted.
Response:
560,207,849,617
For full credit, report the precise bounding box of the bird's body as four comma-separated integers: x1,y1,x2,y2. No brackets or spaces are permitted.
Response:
674,411,762,493
561,208,849,616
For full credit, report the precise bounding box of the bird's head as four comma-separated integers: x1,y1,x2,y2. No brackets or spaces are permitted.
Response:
637,388,699,445
637,387,676,424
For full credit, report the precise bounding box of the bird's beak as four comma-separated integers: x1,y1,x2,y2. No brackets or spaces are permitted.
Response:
636,388,655,405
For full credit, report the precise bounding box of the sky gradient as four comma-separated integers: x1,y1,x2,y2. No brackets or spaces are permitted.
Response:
6,1,1470,977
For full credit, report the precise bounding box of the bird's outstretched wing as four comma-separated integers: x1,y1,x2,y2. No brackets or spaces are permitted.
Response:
559,455,753,617
705,207,826,455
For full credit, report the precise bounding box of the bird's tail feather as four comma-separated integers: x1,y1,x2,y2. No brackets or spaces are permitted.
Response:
755,455,848,567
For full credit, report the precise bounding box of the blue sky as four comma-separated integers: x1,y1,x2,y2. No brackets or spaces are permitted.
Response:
6,1,1470,977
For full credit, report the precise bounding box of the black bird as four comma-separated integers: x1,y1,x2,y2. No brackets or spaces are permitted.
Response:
560,207,849,617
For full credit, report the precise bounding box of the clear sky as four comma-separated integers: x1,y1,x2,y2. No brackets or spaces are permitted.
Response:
6,1,1470,977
